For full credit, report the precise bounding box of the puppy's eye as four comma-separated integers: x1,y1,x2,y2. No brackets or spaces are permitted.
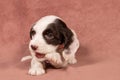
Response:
31,30,36,36
45,33,54,40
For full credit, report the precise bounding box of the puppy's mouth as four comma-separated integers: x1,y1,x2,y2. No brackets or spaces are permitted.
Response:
35,52,45,58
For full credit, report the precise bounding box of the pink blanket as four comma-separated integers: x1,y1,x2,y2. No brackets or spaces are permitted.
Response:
0,0,120,80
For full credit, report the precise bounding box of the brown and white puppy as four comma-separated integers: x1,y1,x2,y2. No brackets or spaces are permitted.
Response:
21,15,80,75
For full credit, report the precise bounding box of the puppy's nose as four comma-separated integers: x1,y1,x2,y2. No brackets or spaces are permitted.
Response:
31,45,38,50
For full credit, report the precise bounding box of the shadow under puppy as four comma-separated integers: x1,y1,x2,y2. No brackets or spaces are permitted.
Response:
21,15,80,75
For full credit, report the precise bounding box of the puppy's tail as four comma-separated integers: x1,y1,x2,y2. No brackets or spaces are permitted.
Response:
21,55,32,62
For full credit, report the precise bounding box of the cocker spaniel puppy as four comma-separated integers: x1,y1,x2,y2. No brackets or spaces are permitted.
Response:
21,15,80,75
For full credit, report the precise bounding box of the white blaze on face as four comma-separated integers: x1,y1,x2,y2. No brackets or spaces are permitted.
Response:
29,15,60,54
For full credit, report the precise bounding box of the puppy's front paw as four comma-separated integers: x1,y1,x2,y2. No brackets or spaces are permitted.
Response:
45,53,62,64
28,67,45,76
68,58,77,64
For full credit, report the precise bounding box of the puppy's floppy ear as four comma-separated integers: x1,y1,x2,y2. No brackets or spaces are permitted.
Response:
60,27,73,49
55,19,73,49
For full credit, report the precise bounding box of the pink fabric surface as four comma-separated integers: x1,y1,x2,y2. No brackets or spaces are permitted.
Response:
0,0,120,80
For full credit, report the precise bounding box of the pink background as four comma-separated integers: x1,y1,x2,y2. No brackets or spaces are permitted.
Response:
0,0,120,80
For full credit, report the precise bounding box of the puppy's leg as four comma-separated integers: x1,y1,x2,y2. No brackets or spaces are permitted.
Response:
45,52,63,68
28,58,45,75
63,50,77,64
63,30,80,64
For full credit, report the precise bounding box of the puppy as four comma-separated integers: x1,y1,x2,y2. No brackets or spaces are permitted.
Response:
21,15,80,75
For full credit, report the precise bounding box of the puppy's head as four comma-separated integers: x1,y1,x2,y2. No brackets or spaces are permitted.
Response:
29,15,73,57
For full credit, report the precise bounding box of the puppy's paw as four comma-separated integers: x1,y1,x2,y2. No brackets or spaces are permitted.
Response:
45,53,62,64
28,67,45,76
68,58,77,64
